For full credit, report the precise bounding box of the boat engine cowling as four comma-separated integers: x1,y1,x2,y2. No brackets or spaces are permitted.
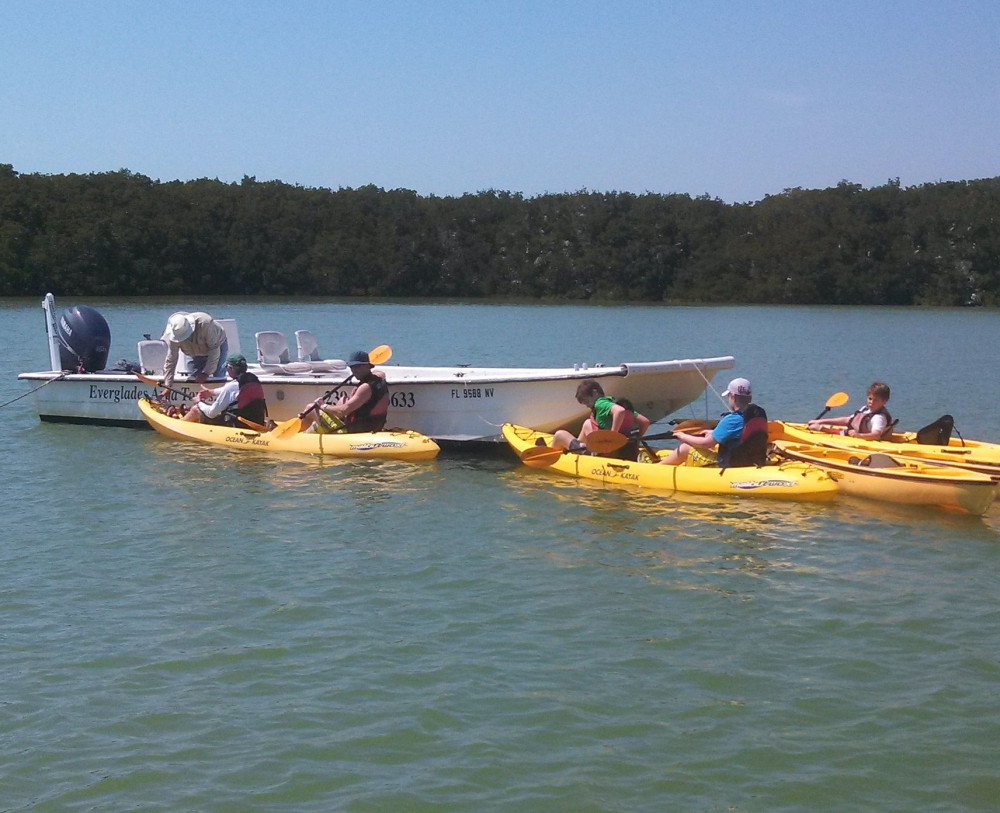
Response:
57,305,111,372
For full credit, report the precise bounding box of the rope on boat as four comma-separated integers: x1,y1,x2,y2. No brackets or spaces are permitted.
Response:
0,372,67,410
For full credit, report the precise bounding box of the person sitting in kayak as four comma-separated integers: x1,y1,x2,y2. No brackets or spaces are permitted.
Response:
659,377,768,468
547,379,650,461
806,381,892,440
301,350,390,434
181,353,268,427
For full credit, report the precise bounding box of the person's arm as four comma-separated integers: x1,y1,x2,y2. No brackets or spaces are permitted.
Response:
674,429,717,450
199,380,238,419
329,382,371,419
193,316,225,383
609,403,628,433
161,343,179,391
807,415,849,431
635,413,651,437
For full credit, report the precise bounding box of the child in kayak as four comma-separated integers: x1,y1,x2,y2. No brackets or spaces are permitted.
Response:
659,377,768,468
548,379,650,461
807,381,892,440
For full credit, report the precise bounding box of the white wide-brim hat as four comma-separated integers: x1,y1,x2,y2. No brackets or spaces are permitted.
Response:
162,312,194,343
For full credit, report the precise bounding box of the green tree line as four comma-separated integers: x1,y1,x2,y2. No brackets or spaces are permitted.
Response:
1,163,997,305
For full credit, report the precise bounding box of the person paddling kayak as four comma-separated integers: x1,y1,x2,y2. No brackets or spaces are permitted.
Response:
659,377,768,468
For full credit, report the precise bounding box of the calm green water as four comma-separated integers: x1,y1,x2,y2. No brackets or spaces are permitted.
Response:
3,299,1000,811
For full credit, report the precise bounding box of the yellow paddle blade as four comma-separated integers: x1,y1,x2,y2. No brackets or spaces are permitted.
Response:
585,430,630,454
827,391,849,408
814,391,850,420
270,417,303,439
134,371,161,388
520,446,564,467
369,344,392,364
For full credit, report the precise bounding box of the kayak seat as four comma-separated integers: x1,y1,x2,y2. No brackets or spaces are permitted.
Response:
879,419,899,440
255,331,291,365
915,414,954,446
858,453,904,468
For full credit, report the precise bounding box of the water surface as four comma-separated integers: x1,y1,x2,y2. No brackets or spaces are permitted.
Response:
3,299,999,811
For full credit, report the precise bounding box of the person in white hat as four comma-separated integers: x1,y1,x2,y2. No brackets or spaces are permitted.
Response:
659,377,768,468
160,311,228,394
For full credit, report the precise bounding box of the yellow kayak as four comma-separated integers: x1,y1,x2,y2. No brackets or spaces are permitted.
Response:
769,420,1000,478
503,424,838,500
772,440,997,515
138,398,440,460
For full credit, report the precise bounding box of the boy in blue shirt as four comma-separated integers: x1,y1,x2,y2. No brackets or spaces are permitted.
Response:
659,378,763,467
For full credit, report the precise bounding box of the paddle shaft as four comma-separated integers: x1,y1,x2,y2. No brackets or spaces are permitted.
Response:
134,372,192,399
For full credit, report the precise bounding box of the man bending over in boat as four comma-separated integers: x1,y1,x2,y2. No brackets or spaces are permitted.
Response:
547,379,650,461
160,311,229,395
301,350,390,434
659,377,767,468
181,353,268,427
806,381,892,440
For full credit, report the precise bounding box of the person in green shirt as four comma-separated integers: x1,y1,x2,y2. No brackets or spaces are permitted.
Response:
547,379,649,461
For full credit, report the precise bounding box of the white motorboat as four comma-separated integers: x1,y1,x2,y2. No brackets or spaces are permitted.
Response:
17,294,735,443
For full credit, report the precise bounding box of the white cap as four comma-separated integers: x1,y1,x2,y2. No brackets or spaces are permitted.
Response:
722,377,752,397
161,312,194,343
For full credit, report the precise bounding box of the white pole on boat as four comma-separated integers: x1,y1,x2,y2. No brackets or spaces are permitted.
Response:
42,293,61,371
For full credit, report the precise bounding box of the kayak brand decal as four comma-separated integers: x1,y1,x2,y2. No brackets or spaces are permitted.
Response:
224,433,271,446
450,387,494,400
729,479,797,490
590,464,640,482
349,441,406,450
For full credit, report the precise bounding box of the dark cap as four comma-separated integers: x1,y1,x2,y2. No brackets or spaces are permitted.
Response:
226,353,247,366
348,350,370,366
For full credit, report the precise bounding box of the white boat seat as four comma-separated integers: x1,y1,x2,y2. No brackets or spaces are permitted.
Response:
216,318,240,355
255,331,290,365
295,329,348,372
295,329,321,361
137,340,168,375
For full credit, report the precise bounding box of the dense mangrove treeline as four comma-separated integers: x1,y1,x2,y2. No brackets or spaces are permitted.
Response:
1,163,998,305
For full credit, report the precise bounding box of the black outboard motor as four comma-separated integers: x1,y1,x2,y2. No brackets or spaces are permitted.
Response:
57,305,111,372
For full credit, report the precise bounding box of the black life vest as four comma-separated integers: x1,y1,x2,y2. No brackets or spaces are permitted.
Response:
718,403,768,468
345,371,389,432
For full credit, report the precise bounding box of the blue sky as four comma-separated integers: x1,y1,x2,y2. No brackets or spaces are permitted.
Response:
3,1,998,203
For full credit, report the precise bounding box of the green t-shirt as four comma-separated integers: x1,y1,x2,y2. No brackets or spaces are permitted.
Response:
592,396,617,430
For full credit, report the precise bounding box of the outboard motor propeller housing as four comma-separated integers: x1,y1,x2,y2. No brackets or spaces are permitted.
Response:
57,305,111,372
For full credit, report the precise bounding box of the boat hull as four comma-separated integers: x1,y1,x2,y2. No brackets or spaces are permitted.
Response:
769,421,1000,478
138,398,440,460
20,356,735,442
503,424,838,500
772,440,997,515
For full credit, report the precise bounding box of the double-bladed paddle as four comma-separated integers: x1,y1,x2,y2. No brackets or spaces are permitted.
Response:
270,344,392,438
